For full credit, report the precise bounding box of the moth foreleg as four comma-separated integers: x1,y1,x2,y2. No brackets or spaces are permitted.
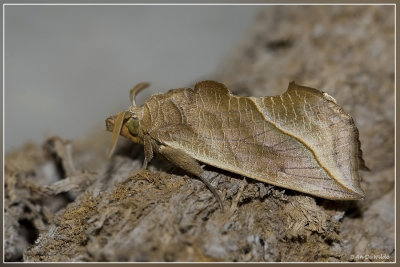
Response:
126,135,154,181
142,135,154,170
158,145,224,211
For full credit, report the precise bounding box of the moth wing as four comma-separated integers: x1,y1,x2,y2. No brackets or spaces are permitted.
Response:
194,80,231,96
251,82,365,198
149,81,364,200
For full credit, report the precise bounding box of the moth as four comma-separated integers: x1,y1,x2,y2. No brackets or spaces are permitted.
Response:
106,80,368,209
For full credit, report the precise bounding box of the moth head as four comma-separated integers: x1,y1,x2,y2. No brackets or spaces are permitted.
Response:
106,82,149,159
126,112,140,137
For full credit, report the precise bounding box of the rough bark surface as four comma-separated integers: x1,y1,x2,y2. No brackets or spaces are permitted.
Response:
4,6,394,262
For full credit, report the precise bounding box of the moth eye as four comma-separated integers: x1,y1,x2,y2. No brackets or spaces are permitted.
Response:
127,117,140,136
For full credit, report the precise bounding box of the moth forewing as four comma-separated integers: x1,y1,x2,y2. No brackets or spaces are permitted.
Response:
106,80,367,202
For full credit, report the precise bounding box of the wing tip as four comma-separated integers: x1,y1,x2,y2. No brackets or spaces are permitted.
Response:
349,186,366,200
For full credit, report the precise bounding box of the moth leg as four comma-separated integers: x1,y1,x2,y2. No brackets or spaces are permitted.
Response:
131,135,154,180
142,135,154,170
196,173,224,212
158,145,224,211
230,178,247,211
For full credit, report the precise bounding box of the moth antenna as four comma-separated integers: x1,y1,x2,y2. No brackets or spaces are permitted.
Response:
130,82,150,106
107,110,127,159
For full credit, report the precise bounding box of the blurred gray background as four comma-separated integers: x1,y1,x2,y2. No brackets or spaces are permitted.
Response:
4,5,260,152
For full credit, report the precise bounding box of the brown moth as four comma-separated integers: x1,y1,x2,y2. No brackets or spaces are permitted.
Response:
106,81,368,209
